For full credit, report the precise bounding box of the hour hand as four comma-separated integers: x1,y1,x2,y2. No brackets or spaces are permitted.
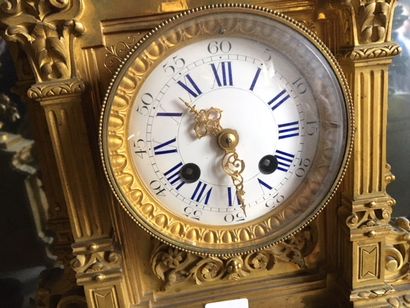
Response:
179,97,222,138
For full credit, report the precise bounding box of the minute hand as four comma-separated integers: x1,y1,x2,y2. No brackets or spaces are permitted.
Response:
180,98,247,216
217,129,247,217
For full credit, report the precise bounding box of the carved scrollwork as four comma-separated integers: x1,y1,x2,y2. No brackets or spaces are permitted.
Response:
384,217,410,283
271,226,315,267
71,239,122,284
193,256,225,284
345,199,395,229
0,0,84,82
151,225,317,289
105,35,141,74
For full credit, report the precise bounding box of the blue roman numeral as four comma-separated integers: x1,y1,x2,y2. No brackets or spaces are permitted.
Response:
275,150,295,172
153,138,178,155
191,181,212,205
227,187,241,206
268,89,290,111
164,162,185,190
211,62,233,87
249,67,262,91
278,121,299,139
177,74,202,98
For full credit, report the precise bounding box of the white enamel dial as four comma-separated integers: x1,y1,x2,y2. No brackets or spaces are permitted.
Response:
128,37,320,225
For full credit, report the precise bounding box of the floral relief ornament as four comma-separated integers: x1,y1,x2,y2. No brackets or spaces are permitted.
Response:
151,225,316,288
0,0,84,82
359,0,391,43
341,0,396,44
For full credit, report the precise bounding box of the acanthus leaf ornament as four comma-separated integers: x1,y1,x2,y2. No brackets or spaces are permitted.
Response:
334,0,398,46
0,0,84,83
151,224,317,289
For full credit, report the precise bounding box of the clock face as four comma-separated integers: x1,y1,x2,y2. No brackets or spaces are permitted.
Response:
101,5,353,255
128,36,320,226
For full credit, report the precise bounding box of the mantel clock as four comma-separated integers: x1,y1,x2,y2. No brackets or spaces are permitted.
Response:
2,0,408,306
100,4,354,256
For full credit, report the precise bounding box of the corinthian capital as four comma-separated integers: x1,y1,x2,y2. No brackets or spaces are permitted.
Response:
0,0,84,83
334,0,398,47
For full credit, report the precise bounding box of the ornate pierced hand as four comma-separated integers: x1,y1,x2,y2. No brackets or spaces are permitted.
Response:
183,100,222,138
180,98,247,216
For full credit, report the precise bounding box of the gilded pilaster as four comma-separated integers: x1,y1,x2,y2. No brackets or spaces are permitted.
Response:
71,238,128,308
0,1,129,307
329,0,410,306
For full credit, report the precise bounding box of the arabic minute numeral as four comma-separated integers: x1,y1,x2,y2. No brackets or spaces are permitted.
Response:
184,206,202,221
207,40,232,54
162,56,186,74
136,93,154,116
306,121,319,136
150,180,166,196
295,158,311,178
265,193,285,208
133,138,146,158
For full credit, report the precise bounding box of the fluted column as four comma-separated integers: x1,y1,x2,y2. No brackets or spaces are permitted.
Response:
328,0,410,306
0,1,129,306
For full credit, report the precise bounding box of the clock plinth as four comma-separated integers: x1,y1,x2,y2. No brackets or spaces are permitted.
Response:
0,1,408,307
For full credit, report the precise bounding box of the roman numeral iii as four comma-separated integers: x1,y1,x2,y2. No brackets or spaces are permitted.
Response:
278,121,299,139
